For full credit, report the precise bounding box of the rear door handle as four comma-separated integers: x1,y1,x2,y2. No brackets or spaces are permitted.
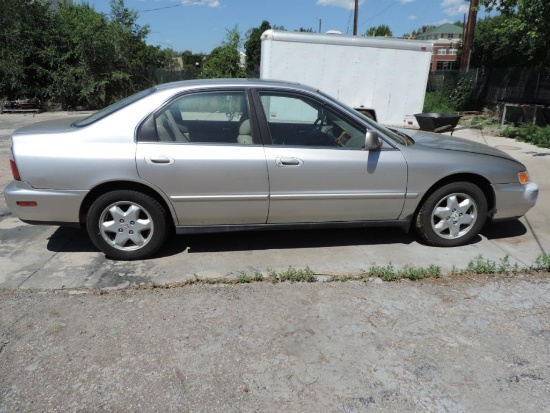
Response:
275,157,304,167
145,156,174,165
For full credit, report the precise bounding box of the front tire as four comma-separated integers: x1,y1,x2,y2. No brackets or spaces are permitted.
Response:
415,182,488,247
86,190,169,260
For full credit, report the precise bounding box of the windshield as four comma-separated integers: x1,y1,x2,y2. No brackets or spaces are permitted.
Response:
73,87,156,127
318,90,411,145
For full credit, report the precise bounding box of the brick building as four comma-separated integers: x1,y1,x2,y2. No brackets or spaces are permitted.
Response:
414,23,463,72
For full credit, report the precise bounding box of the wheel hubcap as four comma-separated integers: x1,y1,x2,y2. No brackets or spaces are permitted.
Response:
431,193,477,240
99,201,154,251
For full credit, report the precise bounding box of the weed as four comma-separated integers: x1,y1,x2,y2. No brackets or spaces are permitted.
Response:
497,255,520,275
237,271,252,283
267,268,279,283
466,255,497,274
368,263,398,281
252,271,264,282
533,253,550,272
276,266,317,283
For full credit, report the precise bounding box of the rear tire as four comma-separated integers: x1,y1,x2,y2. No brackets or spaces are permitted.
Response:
415,182,487,247
86,190,169,260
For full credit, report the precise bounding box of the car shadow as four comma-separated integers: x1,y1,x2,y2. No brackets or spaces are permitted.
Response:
481,219,527,240
180,227,416,254
47,227,95,253
46,220,526,258
46,226,416,258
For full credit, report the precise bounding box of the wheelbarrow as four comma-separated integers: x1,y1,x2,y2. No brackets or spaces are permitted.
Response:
414,113,461,134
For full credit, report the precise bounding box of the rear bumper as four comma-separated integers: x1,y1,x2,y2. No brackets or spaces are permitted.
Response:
4,181,87,225
491,182,539,221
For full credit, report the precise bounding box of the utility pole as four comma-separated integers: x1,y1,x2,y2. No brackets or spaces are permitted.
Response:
461,0,479,72
353,0,359,35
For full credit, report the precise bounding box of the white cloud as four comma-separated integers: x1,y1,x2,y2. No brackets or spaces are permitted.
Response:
441,0,469,16
183,0,221,7
316,0,365,11
400,0,415,4
408,15,417,20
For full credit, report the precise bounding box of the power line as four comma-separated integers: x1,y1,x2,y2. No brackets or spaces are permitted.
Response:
358,0,400,29
139,0,206,13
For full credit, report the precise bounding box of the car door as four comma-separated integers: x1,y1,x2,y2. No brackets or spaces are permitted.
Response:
256,90,408,223
136,89,269,226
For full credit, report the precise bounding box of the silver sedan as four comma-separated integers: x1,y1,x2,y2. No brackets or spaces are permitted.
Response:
4,79,539,260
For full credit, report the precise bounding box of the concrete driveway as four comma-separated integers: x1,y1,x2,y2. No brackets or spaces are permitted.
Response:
1,113,548,290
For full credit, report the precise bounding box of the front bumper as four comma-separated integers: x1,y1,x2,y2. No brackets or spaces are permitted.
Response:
491,181,539,221
4,180,88,225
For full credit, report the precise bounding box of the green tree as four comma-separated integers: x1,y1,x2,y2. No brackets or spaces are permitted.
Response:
364,25,393,37
478,0,550,68
0,0,54,99
110,0,149,39
470,15,523,69
181,50,205,68
296,27,314,33
44,0,167,109
0,0,168,107
245,20,271,73
200,26,246,79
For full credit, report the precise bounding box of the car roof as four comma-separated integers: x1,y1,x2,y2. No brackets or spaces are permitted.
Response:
154,78,319,94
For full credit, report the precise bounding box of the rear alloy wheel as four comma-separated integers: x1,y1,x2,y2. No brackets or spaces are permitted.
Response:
415,182,487,247
87,190,169,260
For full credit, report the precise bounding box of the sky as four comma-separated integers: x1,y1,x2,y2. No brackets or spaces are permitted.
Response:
76,0,492,53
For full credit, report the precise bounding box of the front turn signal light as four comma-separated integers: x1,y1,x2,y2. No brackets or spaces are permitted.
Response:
518,171,530,184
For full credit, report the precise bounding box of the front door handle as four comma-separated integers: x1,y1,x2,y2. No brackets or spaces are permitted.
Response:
275,157,304,167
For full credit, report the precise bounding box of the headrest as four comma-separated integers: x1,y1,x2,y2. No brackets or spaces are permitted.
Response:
239,119,251,135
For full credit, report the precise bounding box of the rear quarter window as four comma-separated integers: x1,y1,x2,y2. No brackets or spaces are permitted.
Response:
73,87,156,127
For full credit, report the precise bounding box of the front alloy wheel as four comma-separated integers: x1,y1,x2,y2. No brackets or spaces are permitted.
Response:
87,190,169,260
431,192,477,239
415,182,488,247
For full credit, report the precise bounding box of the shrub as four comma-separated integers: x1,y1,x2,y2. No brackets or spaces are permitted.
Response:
423,91,457,113
449,75,474,111
500,123,550,149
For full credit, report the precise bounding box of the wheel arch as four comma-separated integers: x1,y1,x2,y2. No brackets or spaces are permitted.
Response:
413,173,495,221
79,181,176,227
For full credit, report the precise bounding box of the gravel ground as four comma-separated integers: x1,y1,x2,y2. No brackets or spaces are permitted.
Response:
1,276,549,412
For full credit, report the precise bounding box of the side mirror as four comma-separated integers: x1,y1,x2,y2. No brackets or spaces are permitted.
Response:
365,130,382,150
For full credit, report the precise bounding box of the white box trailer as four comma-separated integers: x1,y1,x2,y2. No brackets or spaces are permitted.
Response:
259,30,433,127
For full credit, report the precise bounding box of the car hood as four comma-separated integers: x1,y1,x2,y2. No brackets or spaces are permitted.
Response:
401,129,517,161
12,116,87,135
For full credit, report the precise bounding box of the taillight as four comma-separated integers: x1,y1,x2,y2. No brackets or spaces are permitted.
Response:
9,148,21,181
